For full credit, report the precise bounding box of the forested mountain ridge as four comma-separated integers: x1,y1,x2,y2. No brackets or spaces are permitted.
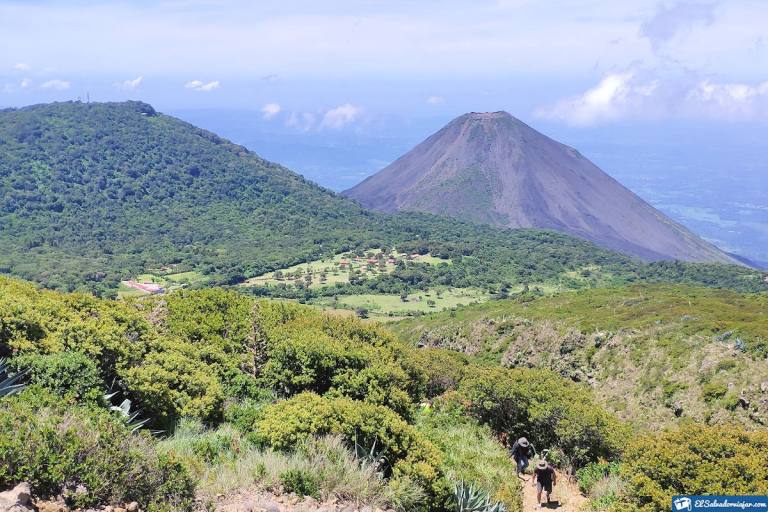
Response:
0,101,763,298
0,101,385,293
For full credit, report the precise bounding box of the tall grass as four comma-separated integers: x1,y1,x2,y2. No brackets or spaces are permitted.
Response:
576,461,624,511
156,419,424,510
417,405,523,512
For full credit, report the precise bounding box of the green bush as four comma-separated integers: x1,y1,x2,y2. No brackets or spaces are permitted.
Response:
11,351,105,403
621,423,768,512
260,314,425,418
0,283,270,426
0,387,195,510
459,367,628,468
412,348,470,398
701,381,728,402
280,468,321,498
121,346,225,425
0,281,428,428
255,392,447,508
576,461,621,494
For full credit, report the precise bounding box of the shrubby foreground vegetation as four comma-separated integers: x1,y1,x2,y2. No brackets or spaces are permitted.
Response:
1,276,766,511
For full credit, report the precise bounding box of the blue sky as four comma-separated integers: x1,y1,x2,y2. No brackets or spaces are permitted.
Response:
1,0,767,127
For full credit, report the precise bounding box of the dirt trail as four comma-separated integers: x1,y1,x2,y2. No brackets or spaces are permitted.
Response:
520,470,587,512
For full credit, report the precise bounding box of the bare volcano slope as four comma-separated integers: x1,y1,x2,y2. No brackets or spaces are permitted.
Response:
344,112,736,263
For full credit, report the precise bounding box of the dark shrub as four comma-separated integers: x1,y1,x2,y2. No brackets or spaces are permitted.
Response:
280,468,321,498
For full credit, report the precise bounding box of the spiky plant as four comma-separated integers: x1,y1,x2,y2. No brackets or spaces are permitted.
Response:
110,397,152,433
353,433,390,474
0,358,26,398
486,502,507,512
453,481,507,512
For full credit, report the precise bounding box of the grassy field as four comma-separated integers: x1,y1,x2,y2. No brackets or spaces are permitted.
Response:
310,287,490,319
242,249,451,290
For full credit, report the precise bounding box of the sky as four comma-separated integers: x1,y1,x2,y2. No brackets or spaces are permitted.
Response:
2,0,768,123
1,0,767,262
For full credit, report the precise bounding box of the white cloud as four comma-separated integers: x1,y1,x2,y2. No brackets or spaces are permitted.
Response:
538,71,768,124
40,79,70,90
286,112,317,131
184,79,219,92
20,78,31,89
118,75,143,90
261,103,282,119
320,103,362,129
13,62,30,71
426,95,444,105
537,72,657,126
686,79,768,120
197,80,220,92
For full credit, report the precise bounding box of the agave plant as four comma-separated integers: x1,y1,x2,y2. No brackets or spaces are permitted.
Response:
110,397,151,433
103,380,158,434
0,358,27,398
353,433,390,474
454,480,507,512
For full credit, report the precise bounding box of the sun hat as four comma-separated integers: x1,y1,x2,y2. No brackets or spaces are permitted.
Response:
537,460,548,470
518,437,530,447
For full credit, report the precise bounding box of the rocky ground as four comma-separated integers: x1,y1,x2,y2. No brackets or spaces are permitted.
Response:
208,491,395,512
0,483,395,512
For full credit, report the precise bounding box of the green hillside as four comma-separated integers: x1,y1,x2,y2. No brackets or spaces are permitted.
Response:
0,100,383,293
1,101,764,299
391,284,768,429
2,276,767,511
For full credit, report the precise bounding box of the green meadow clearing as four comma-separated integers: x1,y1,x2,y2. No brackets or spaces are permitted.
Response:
242,249,451,290
310,287,490,319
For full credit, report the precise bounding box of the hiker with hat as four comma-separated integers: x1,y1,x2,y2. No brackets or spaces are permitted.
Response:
510,437,533,478
532,459,557,507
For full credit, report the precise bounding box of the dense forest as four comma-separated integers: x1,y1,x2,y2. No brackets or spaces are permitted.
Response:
1,101,764,299
1,276,766,512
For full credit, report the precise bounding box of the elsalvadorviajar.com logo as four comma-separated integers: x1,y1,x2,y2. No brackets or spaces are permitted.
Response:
673,496,768,511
